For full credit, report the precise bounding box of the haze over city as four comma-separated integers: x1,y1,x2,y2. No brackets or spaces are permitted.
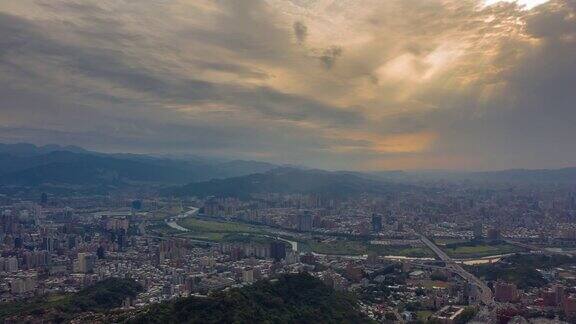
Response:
1,0,575,170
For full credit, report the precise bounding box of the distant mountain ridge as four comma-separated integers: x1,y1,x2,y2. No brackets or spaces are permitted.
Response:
0,143,278,187
370,167,576,184
167,167,413,198
0,142,89,156
2,143,576,189
471,167,576,183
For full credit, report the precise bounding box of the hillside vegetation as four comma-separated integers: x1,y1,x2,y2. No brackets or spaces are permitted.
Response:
130,273,372,324
0,278,142,323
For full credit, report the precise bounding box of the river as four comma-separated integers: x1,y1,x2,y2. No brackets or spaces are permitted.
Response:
165,207,199,232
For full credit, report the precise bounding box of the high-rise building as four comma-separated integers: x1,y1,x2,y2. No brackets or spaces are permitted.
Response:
43,237,55,252
203,199,221,217
297,211,313,232
10,277,36,294
564,296,576,320
270,241,286,261
555,285,566,305
77,252,96,273
0,256,19,272
242,267,254,283
97,245,106,259
371,213,382,233
487,227,500,240
494,282,518,302
473,222,483,239
542,289,558,307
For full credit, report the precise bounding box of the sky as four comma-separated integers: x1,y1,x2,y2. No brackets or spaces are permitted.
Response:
0,0,575,171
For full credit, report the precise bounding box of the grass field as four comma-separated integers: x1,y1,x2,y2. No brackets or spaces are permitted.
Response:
298,238,434,257
300,239,366,255
441,241,524,258
368,245,434,258
176,217,266,242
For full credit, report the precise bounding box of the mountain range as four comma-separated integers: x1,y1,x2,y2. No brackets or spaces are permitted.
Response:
370,168,576,184
167,167,413,198
0,143,277,186
2,143,576,195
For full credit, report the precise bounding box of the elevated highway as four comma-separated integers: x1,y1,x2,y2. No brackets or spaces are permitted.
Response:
418,234,493,305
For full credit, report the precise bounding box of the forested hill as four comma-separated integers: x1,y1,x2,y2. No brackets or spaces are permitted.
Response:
167,167,412,198
0,143,277,187
0,278,142,323
129,273,372,324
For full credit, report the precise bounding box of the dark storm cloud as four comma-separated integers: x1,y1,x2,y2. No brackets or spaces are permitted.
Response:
319,46,343,69
293,21,308,44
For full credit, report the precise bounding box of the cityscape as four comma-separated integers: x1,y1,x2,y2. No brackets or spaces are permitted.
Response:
1,0,576,323
2,161,576,323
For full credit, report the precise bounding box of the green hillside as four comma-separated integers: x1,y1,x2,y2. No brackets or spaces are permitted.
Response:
130,273,372,324
0,277,142,323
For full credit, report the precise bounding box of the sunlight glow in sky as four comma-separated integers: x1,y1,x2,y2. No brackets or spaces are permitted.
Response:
484,0,550,9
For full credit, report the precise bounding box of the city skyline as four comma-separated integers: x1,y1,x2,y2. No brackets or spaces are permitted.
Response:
1,0,575,171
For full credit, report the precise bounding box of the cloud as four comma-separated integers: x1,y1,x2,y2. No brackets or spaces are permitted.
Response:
293,21,308,43
319,45,343,69
0,0,574,170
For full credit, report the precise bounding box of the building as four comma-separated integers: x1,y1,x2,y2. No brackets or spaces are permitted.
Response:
297,211,313,232
473,222,483,239
371,213,383,233
555,284,566,305
242,267,254,283
0,256,19,272
77,252,96,273
345,262,363,282
540,285,565,307
564,296,576,320
203,199,221,217
542,289,558,307
270,241,286,261
300,252,316,265
10,276,36,294
285,250,300,264
495,282,518,303
487,227,500,240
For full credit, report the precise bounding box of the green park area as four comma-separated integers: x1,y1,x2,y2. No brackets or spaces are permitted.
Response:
298,238,434,257
299,239,366,255
440,240,525,259
177,217,266,242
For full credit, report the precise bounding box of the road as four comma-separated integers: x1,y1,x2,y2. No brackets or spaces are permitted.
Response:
418,234,493,305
